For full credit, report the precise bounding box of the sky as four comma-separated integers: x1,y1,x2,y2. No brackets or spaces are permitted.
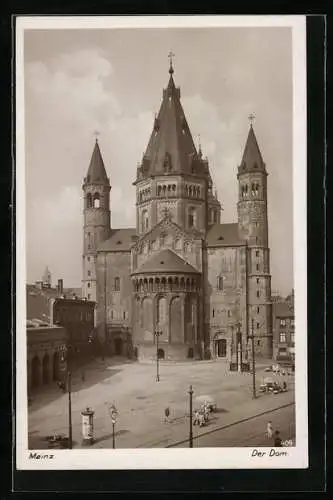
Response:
24,26,294,296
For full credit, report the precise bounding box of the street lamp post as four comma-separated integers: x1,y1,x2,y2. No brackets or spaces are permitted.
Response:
60,344,73,449
154,329,163,382
188,385,193,448
108,404,118,449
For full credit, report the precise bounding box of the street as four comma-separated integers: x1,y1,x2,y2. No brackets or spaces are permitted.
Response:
28,357,295,449
170,403,295,447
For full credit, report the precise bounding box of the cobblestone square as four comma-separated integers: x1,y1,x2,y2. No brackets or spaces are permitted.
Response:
28,358,295,449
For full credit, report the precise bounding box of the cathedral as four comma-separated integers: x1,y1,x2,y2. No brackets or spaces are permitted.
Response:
81,59,273,362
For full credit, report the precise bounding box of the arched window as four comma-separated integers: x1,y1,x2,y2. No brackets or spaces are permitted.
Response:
188,207,196,228
114,277,120,291
141,210,149,232
86,193,92,209
157,185,162,196
157,296,167,326
93,193,100,208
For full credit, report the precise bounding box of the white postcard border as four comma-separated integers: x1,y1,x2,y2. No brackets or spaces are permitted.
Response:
15,15,308,470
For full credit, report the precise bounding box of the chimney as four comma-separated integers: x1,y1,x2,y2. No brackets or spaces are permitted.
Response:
58,279,64,295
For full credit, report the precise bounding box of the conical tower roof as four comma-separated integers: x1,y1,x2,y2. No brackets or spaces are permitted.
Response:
238,124,266,175
84,139,109,185
136,65,205,180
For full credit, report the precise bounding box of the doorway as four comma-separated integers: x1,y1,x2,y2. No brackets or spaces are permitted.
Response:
215,339,227,358
187,348,194,359
31,356,40,388
114,338,123,355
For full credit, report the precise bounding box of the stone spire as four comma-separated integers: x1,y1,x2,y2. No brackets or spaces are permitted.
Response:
137,57,205,179
84,138,110,185
238,121,266,174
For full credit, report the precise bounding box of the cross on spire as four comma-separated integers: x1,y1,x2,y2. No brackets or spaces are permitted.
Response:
94,130,100,142
198,134,202,157
168,51,175,74
248,113,255,127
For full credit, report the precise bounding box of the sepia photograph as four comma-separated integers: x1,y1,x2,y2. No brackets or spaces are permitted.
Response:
16,15,307,470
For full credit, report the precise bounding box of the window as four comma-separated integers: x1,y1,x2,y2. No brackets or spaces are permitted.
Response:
257,306,260,314
228,309,231,318
291,333,295,343
87,257,90,262
141,210,149,232
86,193,92,208
123,311,126,320
88,270,91,276
87,294,91,300
280,319,286,326
256,278,259,284
87,282,90,288
217,276,224,290
257,322,260,329
188,207,196,228
257,340,260,346
291,319,295,326
279,333,286,343
256,264,259,271
114,277,120,291
111,310,114,320
93,193,100,208
256,251,259,257
212,309,215,318
256,290,260,298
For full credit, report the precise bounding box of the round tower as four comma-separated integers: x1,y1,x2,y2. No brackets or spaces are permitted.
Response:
82,138,111,301
237,121,272,358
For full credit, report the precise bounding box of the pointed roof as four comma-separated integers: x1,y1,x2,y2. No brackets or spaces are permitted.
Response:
133,249,199,275
84,139,110,185
238,124,266,175
206,223,243,247
136,66,206,179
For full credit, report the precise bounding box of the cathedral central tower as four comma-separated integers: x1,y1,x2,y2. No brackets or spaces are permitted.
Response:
133,59,221,236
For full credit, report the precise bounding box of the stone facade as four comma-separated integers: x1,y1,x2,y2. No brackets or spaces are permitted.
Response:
82,63,273,361
27,325,67,394
272,296,295,363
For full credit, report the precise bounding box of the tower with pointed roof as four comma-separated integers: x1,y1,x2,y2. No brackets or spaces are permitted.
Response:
82,138,111,301
134,59,221,236
237,122,273,357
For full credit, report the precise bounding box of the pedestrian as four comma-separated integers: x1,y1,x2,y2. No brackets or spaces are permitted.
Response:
274,430,282,447
164,406,170,423
266,420,273,439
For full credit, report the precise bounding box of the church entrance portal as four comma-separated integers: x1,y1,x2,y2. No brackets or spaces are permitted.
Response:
215,339,227,358
114,338,123,356
157,349,165,360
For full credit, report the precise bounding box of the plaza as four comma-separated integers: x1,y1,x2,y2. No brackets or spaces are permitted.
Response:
28,357,295,449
